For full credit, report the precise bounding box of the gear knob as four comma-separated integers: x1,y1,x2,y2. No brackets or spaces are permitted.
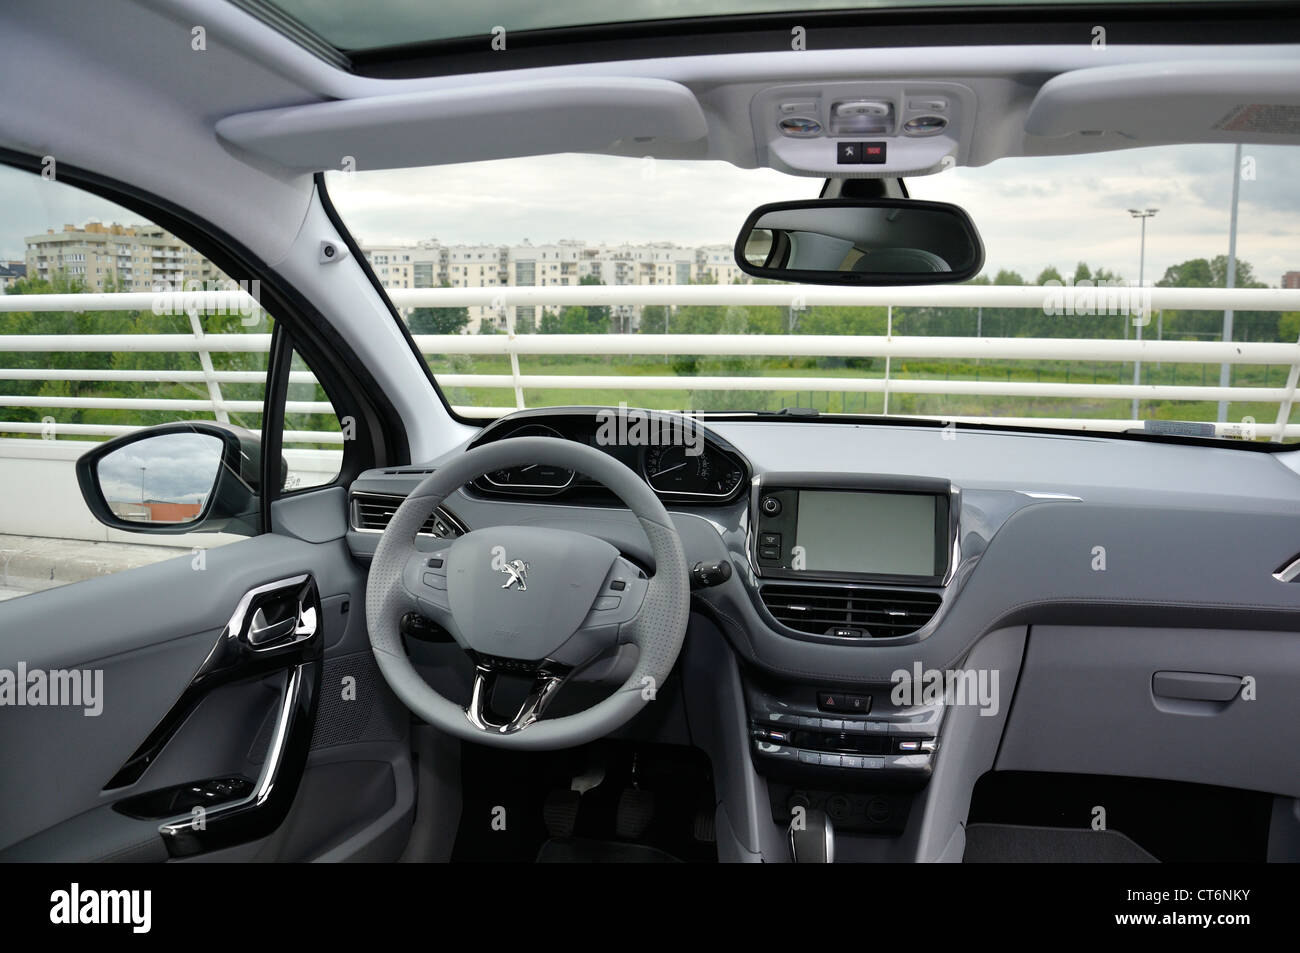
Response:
790,806,835,863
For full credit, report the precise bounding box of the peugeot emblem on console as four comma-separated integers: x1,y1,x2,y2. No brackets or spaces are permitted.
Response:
499,558,530,591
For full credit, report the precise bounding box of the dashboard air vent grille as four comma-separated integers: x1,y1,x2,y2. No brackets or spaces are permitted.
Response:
351,493,466,538
759,584,941,638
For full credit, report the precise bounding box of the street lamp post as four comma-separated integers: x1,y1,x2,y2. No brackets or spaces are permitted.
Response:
1218,143,1243,424
1127,208,1158,420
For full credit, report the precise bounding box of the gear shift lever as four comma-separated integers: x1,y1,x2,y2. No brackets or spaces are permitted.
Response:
790,806,835,863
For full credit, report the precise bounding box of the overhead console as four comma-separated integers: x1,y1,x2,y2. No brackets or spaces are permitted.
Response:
751,81,976,178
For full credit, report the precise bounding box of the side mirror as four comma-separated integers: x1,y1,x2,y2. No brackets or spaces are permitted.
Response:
734,198,984,285
75,422,271,535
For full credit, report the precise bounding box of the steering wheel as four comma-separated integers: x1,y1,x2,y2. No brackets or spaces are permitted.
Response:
365,436,690,749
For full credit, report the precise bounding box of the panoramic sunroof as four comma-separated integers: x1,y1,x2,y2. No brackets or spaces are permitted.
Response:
247,0,1207,52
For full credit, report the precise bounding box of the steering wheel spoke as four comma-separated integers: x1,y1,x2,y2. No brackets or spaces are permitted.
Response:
466,657,571,734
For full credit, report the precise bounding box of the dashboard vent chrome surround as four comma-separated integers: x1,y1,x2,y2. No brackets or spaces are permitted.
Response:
350,492,467,539
759,584,941,638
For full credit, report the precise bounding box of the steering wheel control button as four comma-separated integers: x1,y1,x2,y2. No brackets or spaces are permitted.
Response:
427,556,444,568
593,596,621,610
423,572,447,589
609,579,627,591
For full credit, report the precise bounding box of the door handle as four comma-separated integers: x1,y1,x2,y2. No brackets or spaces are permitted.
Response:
248,607,296,646
232,575,318,650
1152,671,1243,702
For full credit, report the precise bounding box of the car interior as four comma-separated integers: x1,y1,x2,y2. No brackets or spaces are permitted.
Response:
2,0,1300,868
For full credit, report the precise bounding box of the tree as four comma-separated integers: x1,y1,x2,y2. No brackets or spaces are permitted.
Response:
690,307,767,411
1157,256,1271,341
407,282,469,335
578,275,614,331
640,304,670,334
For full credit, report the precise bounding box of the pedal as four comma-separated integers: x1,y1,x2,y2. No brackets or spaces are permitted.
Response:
615,787,655,840
693,804,716,843
543,787,581,839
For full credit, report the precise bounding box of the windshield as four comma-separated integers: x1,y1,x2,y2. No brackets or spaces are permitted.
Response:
324,144,1300,443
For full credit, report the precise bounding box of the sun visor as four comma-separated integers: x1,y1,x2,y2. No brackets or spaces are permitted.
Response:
1025,60,1300,144
215,78,708,172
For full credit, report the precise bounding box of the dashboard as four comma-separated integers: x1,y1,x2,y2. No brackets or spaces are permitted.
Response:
341,406,1300,855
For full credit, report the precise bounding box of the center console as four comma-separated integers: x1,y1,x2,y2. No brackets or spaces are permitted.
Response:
741,474,959,836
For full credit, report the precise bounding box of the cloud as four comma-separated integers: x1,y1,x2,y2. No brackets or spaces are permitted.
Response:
97,432,224,505
3,142,1296,289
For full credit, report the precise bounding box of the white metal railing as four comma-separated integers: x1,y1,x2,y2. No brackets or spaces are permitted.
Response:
2,285,1300,440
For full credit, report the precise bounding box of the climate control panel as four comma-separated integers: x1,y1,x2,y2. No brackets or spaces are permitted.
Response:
745,680,941,781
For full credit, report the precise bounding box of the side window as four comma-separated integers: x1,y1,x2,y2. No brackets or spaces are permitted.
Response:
0,164,272,600
280,348,343,492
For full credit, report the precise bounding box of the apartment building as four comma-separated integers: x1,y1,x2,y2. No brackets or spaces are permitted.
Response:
695,244,750,285
1284,271,1300,290
24,222,220,291
359,238,755,334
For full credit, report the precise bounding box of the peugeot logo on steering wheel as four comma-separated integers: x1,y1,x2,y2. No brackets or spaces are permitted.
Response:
498,558,530,591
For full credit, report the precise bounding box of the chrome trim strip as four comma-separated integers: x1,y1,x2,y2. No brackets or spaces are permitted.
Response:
1015,490,1084,501
1273,555,1300,583
158,662,306,836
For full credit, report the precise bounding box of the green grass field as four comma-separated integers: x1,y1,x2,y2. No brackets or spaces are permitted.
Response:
424,353,1300,433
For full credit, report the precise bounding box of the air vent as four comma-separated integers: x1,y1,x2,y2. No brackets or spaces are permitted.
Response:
759,584,941,638
350,492,467,538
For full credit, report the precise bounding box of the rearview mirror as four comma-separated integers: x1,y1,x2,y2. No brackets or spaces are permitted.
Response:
75,421,268,536
734,198,984,285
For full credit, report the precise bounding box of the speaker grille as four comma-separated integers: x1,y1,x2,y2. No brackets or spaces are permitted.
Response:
310,651,406,749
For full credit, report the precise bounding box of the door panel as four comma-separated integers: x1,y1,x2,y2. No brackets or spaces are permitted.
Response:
0,490,412,861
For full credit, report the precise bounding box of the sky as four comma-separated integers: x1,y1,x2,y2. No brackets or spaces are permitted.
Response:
2,142,1296,286
97,432,223,505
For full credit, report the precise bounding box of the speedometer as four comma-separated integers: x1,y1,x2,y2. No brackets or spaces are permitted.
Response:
643,445,745,498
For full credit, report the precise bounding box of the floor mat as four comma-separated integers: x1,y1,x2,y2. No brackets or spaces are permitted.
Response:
963,823,1159,863
536,837,681,863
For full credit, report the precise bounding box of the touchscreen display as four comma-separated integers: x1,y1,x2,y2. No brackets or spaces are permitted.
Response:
795,490,937,576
